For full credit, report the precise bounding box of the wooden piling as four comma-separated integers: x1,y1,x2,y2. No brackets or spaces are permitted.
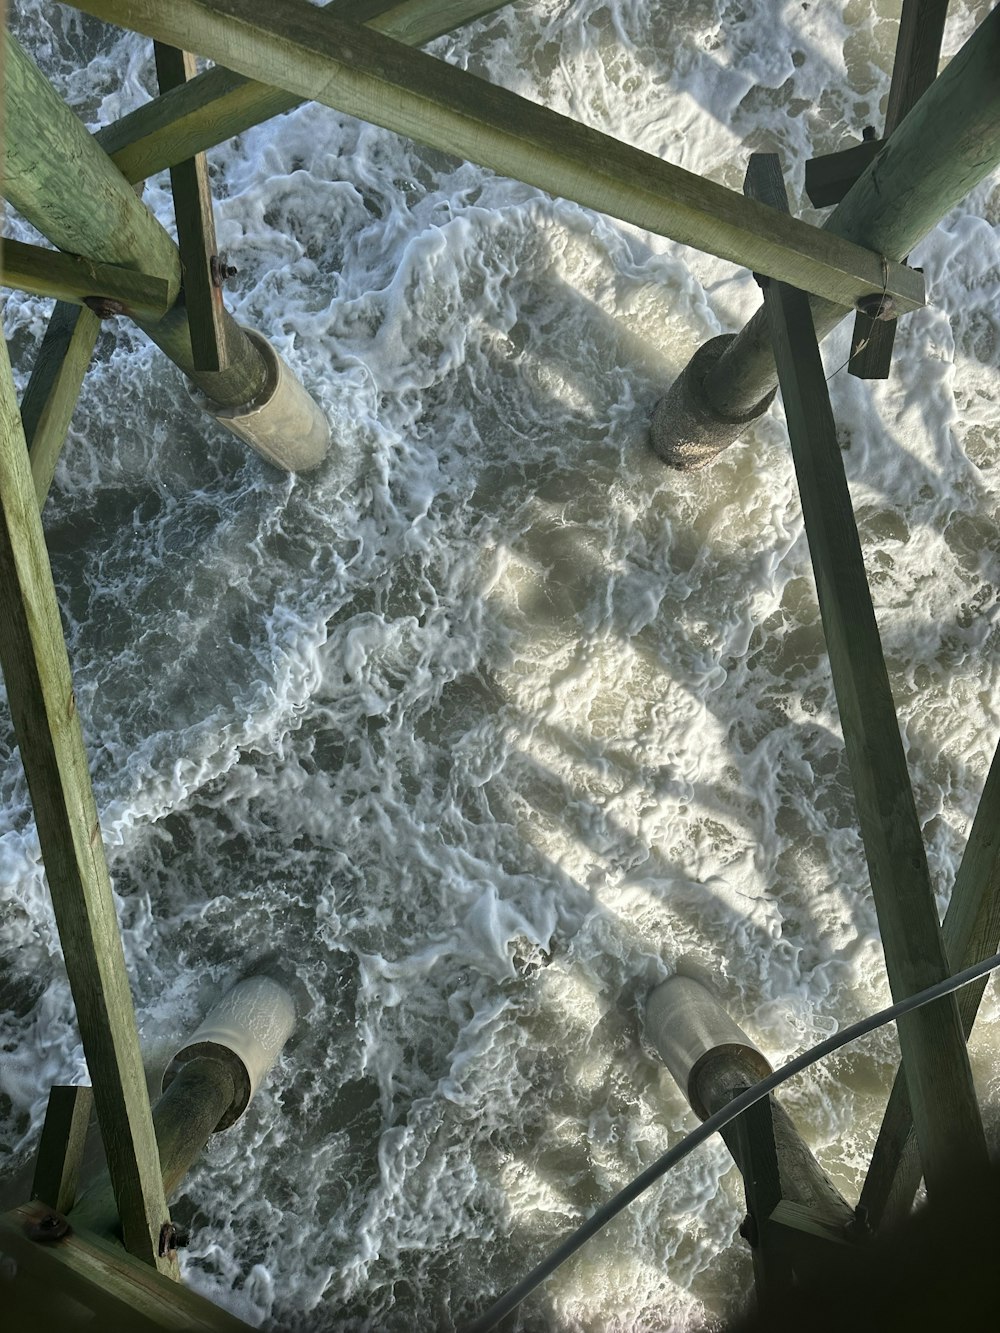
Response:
0,336,174,1272
746,151,989,1199
4,33,268,410
69,0,921,314
701,5,1000,426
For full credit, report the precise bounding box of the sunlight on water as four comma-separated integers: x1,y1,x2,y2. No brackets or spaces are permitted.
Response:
2,0,999,1328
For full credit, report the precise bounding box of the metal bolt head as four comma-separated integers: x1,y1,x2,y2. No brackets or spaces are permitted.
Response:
209,254,239,288
856,292,896,322
738,1213,759,1248
0,1253,17,1280
26,1210,70,1243
83,296,127,319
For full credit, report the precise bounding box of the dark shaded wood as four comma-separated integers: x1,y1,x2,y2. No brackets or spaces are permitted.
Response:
72,0,923,314
31,1085,94,1214
1,1201,253,1329
19,301,100,509
153,44,228,373
729,1088,790,1301
745,150,989,1199
849,1,948,378
860,732,1000,1230
0,338,173,1272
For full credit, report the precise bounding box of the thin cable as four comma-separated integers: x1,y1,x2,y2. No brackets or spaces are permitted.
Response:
463,948,1000,1333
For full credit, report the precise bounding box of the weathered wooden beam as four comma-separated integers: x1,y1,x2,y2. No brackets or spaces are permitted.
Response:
1,1201,253,1330
73,0,922,314
0,335,173,1272
19,301,101,509
4,33,269,409
805,139,882,210
153,44,229,373
691,6,999,435
860,733,1000,1231
2,238,172,319
31,1085,95,1215
745,151,989,1197
99,0,513,183
728,1088,791,1302
763,1200,858,1281
885,0,950,138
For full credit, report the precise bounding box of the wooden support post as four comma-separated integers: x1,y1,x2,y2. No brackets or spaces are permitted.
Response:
3,34,268,411
2,238,172,319
99,0,514,182
726,1088,791,1302
31,1085,95,1215
19,302,101,509
860,733,1000,1230
745,151,989,1197
688,6,1000,442
849,0,950,379
153,44,228,373
805,139,883,210
71,1056,237,1239
0,335,173,1272
1,1201,253,1330
71,0,922,314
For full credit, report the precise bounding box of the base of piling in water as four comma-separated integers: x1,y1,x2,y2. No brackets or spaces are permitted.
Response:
649,334,776,470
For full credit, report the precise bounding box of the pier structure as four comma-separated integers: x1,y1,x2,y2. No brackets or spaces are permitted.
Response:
2,0,1000,1326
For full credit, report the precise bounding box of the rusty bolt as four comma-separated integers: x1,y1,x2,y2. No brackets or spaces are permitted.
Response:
855,292,896,322
83,296,127,318
738,1213,759,1248
26,1210,70,1243
158,1222,178,1258
209,254,239,288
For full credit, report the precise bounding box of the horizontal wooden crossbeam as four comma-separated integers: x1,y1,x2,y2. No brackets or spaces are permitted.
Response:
74,0,924,315
1,238,172,318
97,0,516,181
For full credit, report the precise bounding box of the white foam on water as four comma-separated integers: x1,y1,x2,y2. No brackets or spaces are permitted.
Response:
2,0,999,1328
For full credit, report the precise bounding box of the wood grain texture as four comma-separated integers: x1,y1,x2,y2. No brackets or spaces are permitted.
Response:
72,0,923,314
19,301,101,509
153,44,229,373
5,34,267,408
0,337,173,1270
2,238,172,317
31,1085,95,1214
98,0,515,182
1,1202,253,1329
747,151,988,1200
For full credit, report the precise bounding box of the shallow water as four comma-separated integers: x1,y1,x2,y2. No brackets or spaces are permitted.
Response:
2,0,1000,1328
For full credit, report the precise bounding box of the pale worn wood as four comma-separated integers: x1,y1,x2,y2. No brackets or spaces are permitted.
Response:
849,1,948,380
74,0,923,314
4,34,268,409
99,0,513,183
2,238,172,318
702,7,1000,422
860,733,1000,1231
0,336,173,1271
19,301,100,509
1,1202,253,1330
153,45,228,373
746,151,989,1198
31,1085,95,1214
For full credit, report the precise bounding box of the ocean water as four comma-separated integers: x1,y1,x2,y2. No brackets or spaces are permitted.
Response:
2,0,999,1328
